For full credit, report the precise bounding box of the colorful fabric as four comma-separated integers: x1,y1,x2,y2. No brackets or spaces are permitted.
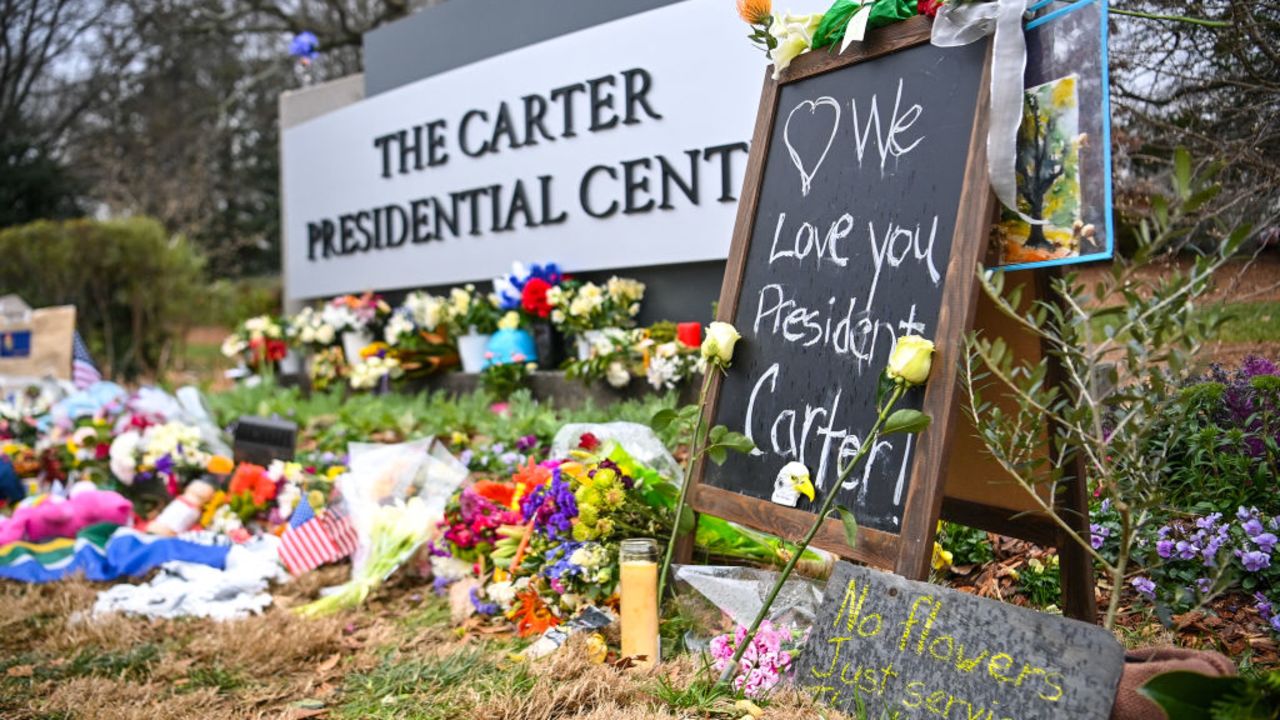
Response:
0,523,229,583
279,502,356,575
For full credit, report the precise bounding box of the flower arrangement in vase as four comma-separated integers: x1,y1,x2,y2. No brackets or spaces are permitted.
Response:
495,262,568,368
445,284,501,373
546,276,645,360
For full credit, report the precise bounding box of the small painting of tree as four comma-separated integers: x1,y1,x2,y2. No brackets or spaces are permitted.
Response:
997,75,1084,264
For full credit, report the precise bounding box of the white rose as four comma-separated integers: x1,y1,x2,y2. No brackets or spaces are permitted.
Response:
700,322,742,366
606,361,630,388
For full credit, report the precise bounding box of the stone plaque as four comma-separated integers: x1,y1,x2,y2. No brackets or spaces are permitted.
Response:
795,562,1123,719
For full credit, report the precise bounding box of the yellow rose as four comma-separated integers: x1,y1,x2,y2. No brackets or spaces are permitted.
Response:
700,322,742,366
886,335,935,386
931,542,953,571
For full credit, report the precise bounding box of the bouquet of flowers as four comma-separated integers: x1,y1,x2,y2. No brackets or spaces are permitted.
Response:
494,262,566,320
321,292,393,337
709,620,807,698
546,276,645,334
348,343,404,391
299,496,437,616
287,306,339,349
564,328,644,388
108,420,212,495
639,325,706,390
444,284,502,336
221,315,287,369
384,293,459,379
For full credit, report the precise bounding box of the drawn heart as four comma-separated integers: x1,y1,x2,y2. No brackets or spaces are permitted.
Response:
783,96,841,197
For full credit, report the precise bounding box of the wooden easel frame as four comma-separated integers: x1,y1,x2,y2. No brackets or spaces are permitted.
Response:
681,17,997,581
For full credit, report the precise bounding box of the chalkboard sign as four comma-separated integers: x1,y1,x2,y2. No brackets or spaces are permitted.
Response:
690,18,997,576
795,562,1124,718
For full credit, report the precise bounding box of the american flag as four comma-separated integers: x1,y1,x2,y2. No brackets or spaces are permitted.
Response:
72,331,102,389
278,499,358,575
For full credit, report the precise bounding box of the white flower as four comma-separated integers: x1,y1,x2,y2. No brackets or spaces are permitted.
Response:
430,555,473,581
385,312,415,346
606,277,645,304
322,303,362,333
221,335,247,358
768,11,823,78
349,356,403,390
486,580,518,610
315,323,336,345
404,292,444,331
606,361,630,388
109,430,140,484
701,322,742,366
277,482,301,521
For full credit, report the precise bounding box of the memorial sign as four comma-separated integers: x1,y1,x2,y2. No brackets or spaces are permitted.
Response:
796,562,1124,719
280,0,763,301
688,18,997,576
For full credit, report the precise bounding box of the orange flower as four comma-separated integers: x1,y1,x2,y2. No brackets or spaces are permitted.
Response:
472,480,516,508
511,458,551,490
509,586,559,638
737,0,771,25
229,462,277,506
206,455,234,475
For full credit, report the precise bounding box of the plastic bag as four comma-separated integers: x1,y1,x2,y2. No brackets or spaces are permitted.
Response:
673,564,824,651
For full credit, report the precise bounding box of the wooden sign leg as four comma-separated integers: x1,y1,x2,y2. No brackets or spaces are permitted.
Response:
1037,268,1098,622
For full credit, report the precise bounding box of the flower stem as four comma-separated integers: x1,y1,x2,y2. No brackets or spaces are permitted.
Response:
716,385,905,687
657,369,716,602
1108,8,1231,28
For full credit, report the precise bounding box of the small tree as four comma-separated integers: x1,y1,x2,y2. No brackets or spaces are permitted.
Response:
1015,90,1070,251
965,150,1248,628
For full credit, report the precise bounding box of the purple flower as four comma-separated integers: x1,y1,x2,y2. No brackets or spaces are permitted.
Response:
1156,539,1175,559
521,468,578,540
1131,576,1156,598
1255,533,1278,553
1255,592,1273,620
1242,355,1278,379
289,31,319,61
1238,506,1259,522
1240,550,1271,572
1090,523,1110,550
1271,615,1280,633
1196,578,1214,594
516,434,538,452
1244,518,1266,537
1176,540,1200,561
469,587,499,616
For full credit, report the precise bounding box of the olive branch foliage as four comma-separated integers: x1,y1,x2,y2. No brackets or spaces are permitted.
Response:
963,149,1250,629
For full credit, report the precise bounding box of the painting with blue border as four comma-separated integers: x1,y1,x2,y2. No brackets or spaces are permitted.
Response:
993,0,1114,271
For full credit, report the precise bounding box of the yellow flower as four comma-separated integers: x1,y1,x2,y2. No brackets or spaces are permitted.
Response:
931,542,953,571
886,335,935,386
449,431,469,447
585,633,609,664
307,489,325,511
325,466,346,480
200,490,227,527
498,311,521,331
779,461,814,501
207,455,234,475
1028,558,1045,574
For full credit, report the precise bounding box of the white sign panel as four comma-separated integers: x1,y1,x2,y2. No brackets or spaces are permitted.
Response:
281,0,765,301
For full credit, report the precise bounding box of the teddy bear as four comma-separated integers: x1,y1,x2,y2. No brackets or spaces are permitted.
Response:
0,486,133,545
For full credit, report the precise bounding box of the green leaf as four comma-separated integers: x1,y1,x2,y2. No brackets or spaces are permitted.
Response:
709,424,728,443
719,430,757,454
650,408,677,432
1173,147,1191,195
882,409,931,435
707,445,728,466
1140,671,1239,720
677,505,696,535
835,504,859,548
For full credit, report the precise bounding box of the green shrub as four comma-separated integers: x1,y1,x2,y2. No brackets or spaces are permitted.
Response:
0,216,204,379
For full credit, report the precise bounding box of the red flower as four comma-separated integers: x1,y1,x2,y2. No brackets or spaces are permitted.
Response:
676,322,702,348
229,462,277,505
918,0,942,17
94,443,110,461
578,432,601,451
521,278,553,318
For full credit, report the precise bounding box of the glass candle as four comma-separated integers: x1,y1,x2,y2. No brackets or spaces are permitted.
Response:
619,537,660,667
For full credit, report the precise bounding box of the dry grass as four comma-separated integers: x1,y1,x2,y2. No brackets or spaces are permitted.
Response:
0,575,847,720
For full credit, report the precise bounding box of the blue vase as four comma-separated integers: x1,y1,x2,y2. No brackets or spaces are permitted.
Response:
484,328,538,369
